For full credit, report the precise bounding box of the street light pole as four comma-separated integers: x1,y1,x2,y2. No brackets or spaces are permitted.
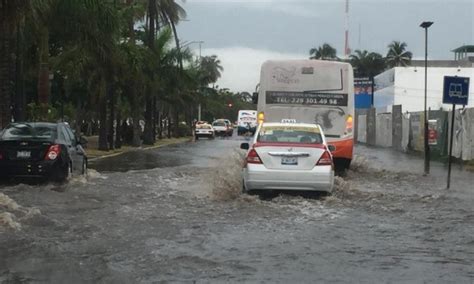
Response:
196,41,204,121
420,21,433,175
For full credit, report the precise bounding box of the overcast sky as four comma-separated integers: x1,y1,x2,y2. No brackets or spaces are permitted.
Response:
176,0,474,92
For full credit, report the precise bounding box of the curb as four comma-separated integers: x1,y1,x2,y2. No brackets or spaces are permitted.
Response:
88,138,192,162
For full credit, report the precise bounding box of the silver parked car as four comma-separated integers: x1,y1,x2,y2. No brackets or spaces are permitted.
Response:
241,122,334,194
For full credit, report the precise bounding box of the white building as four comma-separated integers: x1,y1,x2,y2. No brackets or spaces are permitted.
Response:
374,66,474,112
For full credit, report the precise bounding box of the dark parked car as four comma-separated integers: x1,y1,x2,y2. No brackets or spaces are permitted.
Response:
0,122,87,182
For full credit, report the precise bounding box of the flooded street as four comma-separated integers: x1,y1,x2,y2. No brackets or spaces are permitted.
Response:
1,136,473,283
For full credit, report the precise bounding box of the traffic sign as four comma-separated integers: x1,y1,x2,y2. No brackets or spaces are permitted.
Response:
443,76,470,105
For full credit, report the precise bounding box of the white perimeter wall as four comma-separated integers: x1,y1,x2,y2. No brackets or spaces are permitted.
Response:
375,67,474,112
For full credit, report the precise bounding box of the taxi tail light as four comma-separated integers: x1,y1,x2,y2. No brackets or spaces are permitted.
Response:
345,115,353,133
45,144,61,160
0,151,4,160
246,149,262,164
316,151,333,166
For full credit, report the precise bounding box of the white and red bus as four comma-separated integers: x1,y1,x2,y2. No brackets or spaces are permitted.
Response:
254,60,354,170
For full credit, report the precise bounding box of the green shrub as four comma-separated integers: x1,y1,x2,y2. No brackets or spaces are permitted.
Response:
176,123,191,137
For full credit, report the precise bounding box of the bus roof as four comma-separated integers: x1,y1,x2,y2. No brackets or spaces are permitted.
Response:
261,59,352,70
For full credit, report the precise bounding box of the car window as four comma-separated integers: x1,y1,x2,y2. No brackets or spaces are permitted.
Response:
213,122,226,126
257,126,323,144
60,126,72,145
1,124,56,140
58,127,67,142
64,126,77,145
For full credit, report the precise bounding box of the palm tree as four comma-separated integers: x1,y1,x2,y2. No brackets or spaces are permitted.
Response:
51,0,120,150
349,49,386,78
157,0,186,66
199,55,224,85
386,41,413,67
0,1,31,127
142,0,187,144
309,43,338,61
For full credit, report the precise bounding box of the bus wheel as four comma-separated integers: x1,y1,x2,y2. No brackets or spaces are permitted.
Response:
334,159,351,175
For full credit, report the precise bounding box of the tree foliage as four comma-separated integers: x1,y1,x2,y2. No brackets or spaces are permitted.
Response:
309,43,338,61
386,41,413,67
0,0,243,150
350,50,386,78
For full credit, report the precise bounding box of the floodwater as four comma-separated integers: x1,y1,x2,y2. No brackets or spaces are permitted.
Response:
1,134,473,283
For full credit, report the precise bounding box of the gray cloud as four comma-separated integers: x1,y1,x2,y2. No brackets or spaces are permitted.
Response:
179,0,473,91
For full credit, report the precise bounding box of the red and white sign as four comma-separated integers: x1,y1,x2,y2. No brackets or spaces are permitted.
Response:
428,119,438,146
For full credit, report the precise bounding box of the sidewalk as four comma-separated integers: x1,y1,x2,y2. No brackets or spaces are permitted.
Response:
85,136,192,161
355,144,473,195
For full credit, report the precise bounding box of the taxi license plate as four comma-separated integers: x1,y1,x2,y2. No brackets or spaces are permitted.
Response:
17,151,31,158
281,157,297,165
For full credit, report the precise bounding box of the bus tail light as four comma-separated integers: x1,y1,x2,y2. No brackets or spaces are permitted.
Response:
258,112,265,124
345,115,353,133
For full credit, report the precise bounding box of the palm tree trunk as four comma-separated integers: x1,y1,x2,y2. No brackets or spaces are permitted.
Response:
0,14,14,127
152,96,157,140
98,79,108,151
74,101,83,135
37,27,50,105
170,20,183,70
130,91,141,147
14,18,25,122
115,110,122,149
158,110,162,140
174,107,179,137
107,83,115,150
142,0,156,145
167,106,172,139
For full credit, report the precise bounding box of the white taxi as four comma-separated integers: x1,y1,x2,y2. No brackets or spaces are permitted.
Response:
241,122,335,194
195,123,215,140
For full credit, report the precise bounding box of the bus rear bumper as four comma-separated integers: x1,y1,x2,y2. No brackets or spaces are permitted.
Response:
328,138,353,160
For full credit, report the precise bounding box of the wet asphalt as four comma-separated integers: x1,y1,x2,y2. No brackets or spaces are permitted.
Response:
1,133,473,283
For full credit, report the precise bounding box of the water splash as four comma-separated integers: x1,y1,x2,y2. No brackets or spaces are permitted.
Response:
0,212,21,230
210,150,246,201
0,193,20,211
349,154,370,173
87,169,107,180
0,193,41,231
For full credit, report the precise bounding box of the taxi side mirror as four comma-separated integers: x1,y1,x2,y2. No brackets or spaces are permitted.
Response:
240,143,249,150
328,144,336,152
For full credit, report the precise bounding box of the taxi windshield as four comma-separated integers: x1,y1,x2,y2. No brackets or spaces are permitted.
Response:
257,126,323,144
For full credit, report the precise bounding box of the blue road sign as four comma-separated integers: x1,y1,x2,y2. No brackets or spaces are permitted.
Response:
443,76,470,105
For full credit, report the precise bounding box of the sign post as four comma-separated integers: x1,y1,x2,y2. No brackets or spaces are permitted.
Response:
442,76,470,189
